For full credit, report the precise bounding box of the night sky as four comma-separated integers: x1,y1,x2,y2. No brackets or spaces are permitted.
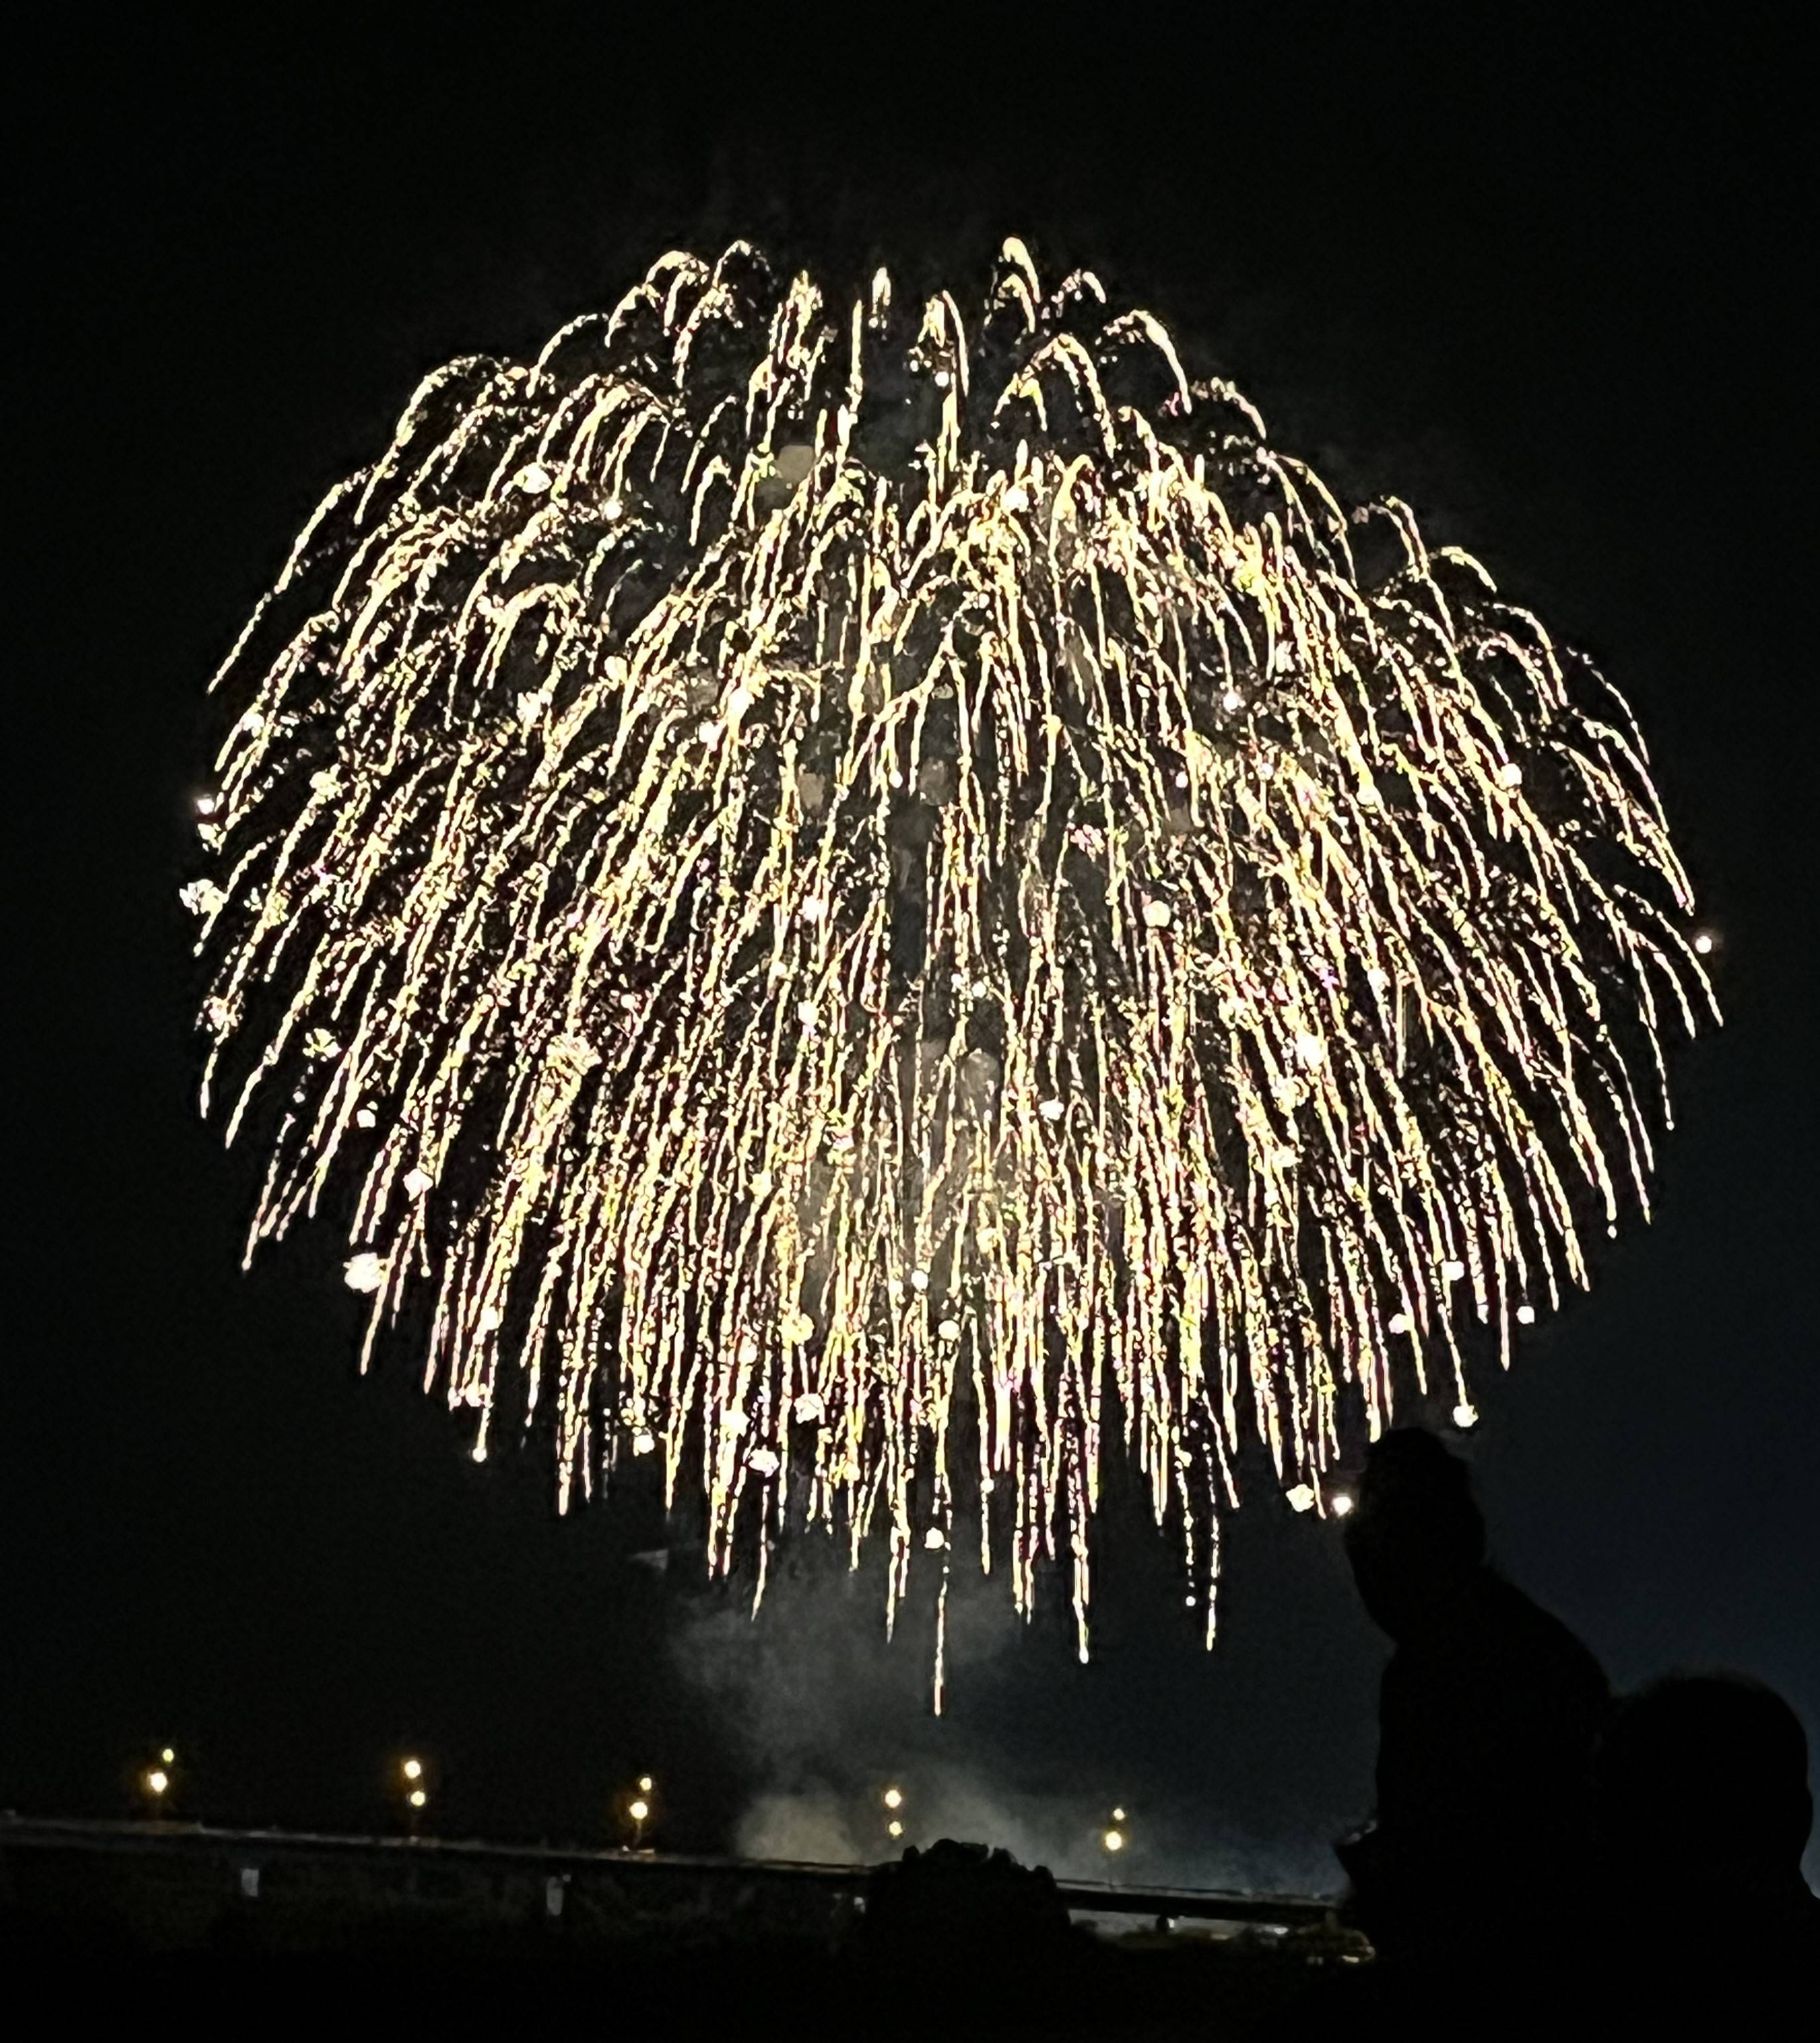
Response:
9,8,1814,1884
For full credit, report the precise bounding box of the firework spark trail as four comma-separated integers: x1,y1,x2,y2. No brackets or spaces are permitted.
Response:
187,238,1714,1696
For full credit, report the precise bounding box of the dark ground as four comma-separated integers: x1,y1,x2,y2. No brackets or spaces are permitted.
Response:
1,1818,1352,2038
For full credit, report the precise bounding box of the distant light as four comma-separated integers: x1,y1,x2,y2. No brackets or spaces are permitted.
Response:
1142,899,1172,929
933,370,951,389
1693,931,1714,954
1329,1492,1355,1517
1111,1807,1126,1822
937,1318,961,1343
1497,762,1523,789
638,1776,654,1793
1387,1312,1410,1334
1441,1258,1465,1282
628,1798,650,1822
603,497,624,521
403,1757,423,1781
1452,1401,1480,1429
888,1819,904,1838
146,1769,169,1796
408,1788,426,1809
1285,1484,1316,1513
195,794,217,816
883,1787,904,1811
1103,1828,1124,1852
1222,690,1242,711
1515,1304,1536,1326
515,462,552,495
160,1747,175,1764
1038,1098,1065,1122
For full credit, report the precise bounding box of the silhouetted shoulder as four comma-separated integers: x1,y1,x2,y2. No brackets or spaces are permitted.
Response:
1469,1573,1608,1712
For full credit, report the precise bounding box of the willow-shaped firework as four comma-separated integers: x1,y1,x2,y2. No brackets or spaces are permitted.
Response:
188,238,1712,1690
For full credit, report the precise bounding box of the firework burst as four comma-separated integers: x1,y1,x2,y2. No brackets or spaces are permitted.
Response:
188,238,1712,1696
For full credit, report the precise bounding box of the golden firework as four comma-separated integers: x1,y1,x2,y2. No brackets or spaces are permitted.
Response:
189,239,1713,1697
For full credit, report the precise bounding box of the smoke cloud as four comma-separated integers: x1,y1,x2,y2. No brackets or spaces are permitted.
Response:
669,1532,1345,1896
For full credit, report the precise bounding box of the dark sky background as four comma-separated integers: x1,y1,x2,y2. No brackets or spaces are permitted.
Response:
9,7,1815,1886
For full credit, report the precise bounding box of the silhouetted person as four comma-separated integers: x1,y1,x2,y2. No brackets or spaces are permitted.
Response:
1595,1674,1819,2003
852,1839,1079,2024
1336,1429,1609,1979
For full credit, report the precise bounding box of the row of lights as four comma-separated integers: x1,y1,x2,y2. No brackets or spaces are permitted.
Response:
394,1759,657,1840
137,1749,658,1847
879,1784,1135,1859
142,1760,1147,1876
144,1755,1152,1871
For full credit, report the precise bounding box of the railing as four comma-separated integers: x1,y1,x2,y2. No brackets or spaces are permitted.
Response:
1,1812,1334,1930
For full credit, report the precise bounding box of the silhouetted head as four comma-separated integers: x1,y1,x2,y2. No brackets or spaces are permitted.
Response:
1598,1674,1813,1888
1342,1429,1487,1640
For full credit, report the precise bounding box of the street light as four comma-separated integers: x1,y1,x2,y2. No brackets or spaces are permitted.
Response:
883,1785,903,1811
620,1778,657,1849
398,1756,428,1836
